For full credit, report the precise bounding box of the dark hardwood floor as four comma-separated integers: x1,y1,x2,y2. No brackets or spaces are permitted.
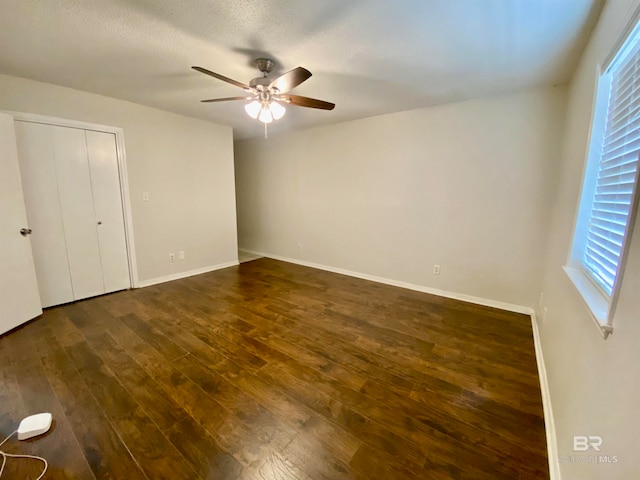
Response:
0,258,549,479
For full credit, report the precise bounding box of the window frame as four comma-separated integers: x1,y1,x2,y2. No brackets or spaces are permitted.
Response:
566,13,640,339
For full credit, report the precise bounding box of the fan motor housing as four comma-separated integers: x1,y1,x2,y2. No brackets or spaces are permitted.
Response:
249,76,271,88
255,58,275,74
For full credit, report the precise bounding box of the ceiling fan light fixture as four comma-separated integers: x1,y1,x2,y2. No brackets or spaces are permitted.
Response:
258,106,274,124
194,60,333,133
244,100,262,119
270,100,286,120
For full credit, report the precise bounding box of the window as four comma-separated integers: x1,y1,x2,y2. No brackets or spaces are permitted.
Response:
566,14,640,338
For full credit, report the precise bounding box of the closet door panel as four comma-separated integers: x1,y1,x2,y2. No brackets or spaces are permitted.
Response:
52,126,104,299
14,121,74,307
86,131,130,293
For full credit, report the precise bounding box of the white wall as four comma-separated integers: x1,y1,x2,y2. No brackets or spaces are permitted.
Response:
235,88,566,308
0,74,238,285
538,0,640,478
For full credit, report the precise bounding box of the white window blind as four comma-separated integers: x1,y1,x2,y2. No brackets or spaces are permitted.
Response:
584,37,640,296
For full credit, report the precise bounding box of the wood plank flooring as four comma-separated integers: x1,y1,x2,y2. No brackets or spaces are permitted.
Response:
0,258,549,479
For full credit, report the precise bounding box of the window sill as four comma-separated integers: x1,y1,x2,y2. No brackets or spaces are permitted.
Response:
562,266,613,339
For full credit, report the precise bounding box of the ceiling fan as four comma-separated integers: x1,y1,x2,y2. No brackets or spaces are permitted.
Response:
192,58,335,136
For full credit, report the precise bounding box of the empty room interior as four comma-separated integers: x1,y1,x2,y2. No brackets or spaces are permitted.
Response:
1,1,639,479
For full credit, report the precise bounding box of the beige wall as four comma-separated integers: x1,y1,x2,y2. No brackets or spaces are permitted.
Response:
0,74,238,284
538,0,640,478
235,88,566,308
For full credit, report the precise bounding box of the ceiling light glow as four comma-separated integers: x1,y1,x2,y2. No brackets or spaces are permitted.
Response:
258,106,273,124
244,100,261,119
270,101,286,120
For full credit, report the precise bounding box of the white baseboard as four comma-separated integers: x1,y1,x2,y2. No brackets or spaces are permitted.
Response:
239,248,533,315
135,260,239,288
530,312,560,480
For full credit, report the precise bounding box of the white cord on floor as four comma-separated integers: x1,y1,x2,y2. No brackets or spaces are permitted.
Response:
0,431,48,480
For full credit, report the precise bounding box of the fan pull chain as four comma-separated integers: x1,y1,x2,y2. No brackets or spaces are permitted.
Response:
264,122,268,139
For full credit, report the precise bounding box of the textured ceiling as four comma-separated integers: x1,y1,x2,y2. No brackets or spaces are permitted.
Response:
0,0,602,140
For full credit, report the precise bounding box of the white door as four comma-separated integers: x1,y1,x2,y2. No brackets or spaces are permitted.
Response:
52,125,105,300
15,121,130,307
86,131,130,293
0,113,42,334
14,122,74,307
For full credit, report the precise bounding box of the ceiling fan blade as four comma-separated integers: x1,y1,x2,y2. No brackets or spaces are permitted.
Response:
269,67,312,93
200,96,249,103
283,94,335,110
192,66,251,90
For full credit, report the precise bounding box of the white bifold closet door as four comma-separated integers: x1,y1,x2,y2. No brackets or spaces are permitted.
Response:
15,121,129,308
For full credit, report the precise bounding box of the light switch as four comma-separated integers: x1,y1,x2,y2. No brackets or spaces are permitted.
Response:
143,192,149,202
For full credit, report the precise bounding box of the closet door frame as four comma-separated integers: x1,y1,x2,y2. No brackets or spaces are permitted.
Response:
4,110,139,288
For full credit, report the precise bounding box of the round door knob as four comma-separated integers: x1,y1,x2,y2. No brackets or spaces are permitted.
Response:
20,228,32,236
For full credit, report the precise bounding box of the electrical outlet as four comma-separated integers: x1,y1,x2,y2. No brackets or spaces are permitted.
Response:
433,264,440,275
297,243,302,251
169,253,175,262
179,251,185,260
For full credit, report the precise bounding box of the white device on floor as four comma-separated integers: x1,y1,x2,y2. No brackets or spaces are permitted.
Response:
17,413,52,441
0,413,51,480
